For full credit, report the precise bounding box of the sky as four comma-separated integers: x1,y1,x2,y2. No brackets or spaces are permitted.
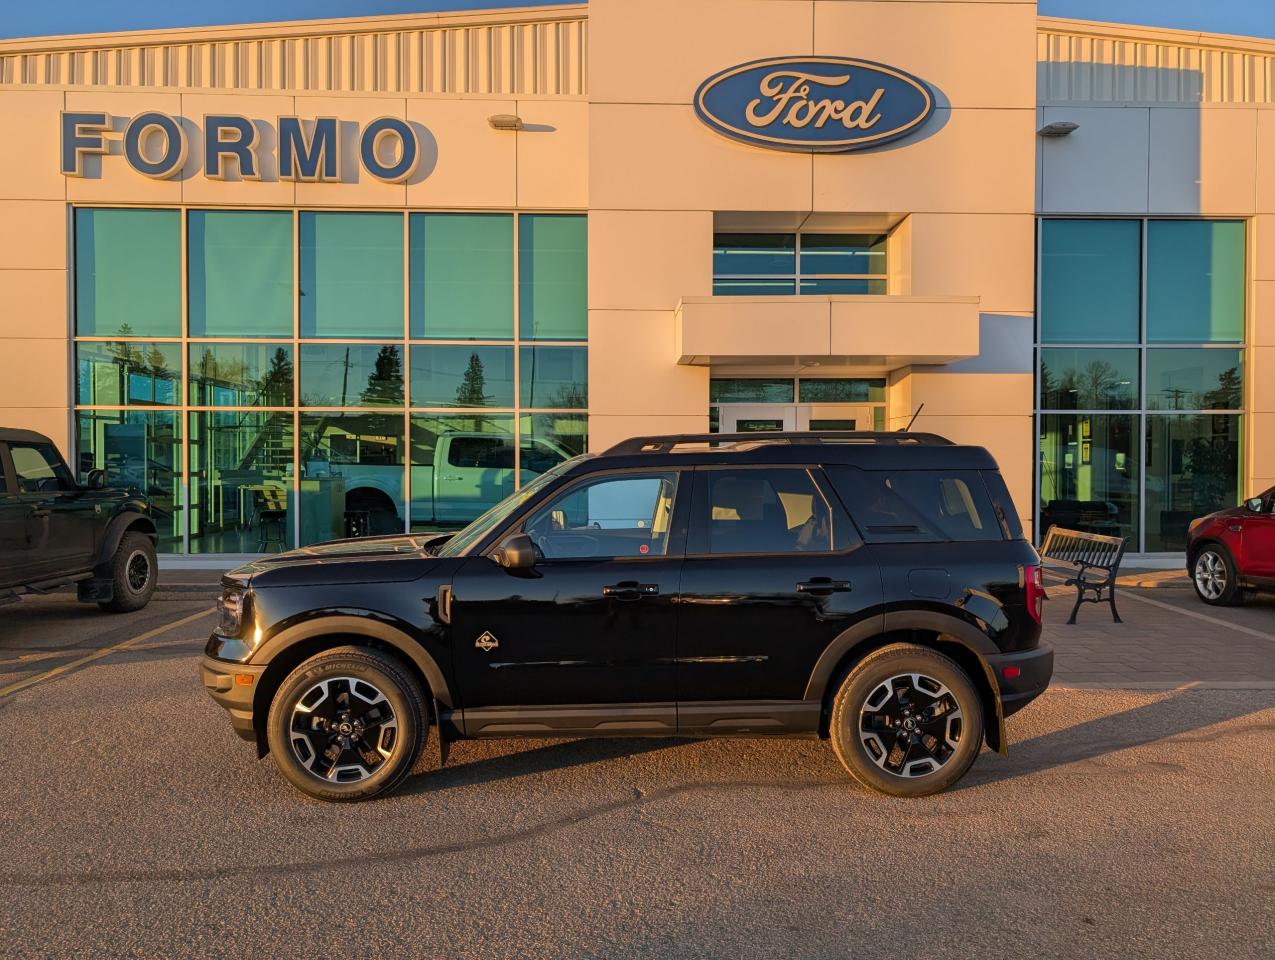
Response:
0,0,1272,41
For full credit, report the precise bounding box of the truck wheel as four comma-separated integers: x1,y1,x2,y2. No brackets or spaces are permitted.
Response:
99,532,157,613
267,646,426,802
1192,546,1241,606
830,644,984,798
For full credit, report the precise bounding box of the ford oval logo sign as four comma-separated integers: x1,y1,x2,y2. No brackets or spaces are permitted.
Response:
694,56,935,153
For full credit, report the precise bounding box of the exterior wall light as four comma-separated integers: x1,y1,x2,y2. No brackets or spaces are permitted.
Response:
1038,121,1079,137
488,114,524,131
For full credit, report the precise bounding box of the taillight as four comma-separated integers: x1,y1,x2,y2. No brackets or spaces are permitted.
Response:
1025,564,1044,624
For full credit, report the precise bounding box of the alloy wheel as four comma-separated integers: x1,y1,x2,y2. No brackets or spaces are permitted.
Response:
1194,551,1226,601
125,550,151,594
289,677,399,783
859,672,963,779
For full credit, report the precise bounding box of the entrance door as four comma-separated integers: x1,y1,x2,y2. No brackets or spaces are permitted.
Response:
797,404,876,431
718,404,797,433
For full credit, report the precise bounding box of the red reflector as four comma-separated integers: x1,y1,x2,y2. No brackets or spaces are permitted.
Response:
1002,666,1022,680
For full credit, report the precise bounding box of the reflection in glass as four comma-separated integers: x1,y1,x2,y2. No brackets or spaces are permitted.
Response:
299,212,404,338
1146,220,1244,343
75,208,181,337
189,412,293,554
521,413,587,468
188,210,293,337
300,344,403,407
1145,349,1242,410
520,346,587,408
1039,414,1138,544
189,343,293,407
300,413,405,544
410,414,515,532
1040,219,1140,343
410,345,514,408
409,213,513,339
799,379,886,403
1039,348,1138,410
711,279,797,295
76,410,182,552
1146,414,1242,551
799,234,886,275
798,279,886,294
519,214,587,340
77,342,181,406
710,379,795,404
713,234,796,276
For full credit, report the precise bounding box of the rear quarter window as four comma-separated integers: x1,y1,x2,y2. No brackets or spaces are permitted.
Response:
826,465,1003,543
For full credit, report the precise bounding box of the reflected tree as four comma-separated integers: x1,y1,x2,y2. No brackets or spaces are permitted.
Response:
360,346,404,406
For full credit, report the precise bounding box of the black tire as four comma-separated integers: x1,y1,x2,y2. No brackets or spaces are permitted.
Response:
266,646,427,802
1192,546,1242,606
829,643,984,798
98,532,157,613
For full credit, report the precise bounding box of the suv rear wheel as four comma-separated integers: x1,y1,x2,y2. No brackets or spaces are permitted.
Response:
830,644,984,797
1192,546,1242,606
267,646,427,802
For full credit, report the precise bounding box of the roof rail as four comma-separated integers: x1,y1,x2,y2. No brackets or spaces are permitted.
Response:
604,431,955,456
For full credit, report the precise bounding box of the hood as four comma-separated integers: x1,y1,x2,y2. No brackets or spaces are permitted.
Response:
226,534,442,586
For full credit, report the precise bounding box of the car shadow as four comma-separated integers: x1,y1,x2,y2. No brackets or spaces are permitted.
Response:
399,736,689,797
958,687,1275,790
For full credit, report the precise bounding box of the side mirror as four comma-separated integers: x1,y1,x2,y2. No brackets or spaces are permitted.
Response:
493,533,537,573
86,469,107,490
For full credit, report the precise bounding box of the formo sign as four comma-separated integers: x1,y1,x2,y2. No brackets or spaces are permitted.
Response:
60,111,422,182
694,56,934,153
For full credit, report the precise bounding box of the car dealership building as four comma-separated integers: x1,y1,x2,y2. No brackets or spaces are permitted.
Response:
0,0,1271,560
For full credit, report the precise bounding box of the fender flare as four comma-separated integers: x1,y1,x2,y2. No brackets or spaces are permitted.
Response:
803,610,1007,755
93,511,157,569
251,614,452,709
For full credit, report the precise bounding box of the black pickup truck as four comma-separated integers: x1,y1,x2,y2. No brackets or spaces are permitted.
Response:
0,428,158,611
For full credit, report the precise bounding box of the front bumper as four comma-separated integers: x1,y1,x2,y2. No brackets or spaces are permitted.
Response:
986,643,1054,717
201,653,266,742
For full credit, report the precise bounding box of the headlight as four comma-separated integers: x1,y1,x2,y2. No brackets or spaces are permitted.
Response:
217,587,246,636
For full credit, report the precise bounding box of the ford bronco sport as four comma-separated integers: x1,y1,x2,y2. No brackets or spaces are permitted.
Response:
203,431,1052,801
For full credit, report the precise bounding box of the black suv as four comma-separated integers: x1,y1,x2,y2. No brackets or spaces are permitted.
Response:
0,428,159,612
203,432,1052,802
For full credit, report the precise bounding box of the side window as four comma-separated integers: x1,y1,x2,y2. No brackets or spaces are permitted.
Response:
525,472,679,560
448,437,513,469
10,443,75,494
829,466,1001,543
700,468,836,555
0,446,7,494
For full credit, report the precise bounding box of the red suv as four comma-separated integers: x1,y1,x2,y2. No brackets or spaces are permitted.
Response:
1186,487,1275,605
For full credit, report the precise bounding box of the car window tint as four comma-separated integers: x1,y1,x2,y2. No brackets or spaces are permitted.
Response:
829,466,1001,543
703,468,833,555
10,443,75,494
447,436,513,469
525,472,678,559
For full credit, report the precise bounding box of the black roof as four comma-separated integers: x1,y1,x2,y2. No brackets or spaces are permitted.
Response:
0,427,54,444
591,432,999,471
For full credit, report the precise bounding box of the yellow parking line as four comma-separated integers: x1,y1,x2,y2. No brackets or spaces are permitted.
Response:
0,607,215,699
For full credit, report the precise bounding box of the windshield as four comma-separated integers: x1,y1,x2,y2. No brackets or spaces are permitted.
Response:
435,455,592,557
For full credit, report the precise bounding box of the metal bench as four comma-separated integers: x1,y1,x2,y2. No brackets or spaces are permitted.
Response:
1039,527,1127,624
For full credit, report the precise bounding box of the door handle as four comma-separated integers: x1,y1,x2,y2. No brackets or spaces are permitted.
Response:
796,578,851,595
602,581,659,600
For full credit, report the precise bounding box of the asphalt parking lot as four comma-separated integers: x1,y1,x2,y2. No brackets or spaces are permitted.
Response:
1,576,1272,960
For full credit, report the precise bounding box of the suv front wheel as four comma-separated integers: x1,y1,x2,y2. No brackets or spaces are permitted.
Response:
830,644,984,797
267,646,427,802
99,532,157,613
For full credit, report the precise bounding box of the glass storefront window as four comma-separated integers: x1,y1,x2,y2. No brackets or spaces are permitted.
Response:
798,279,886,294
712,279,797,295
1146,220,1244,343
300,413,405,544
520,346,588,409
189,343,293,407
519,214,587,340
76,410,182,553
410,414,515,532
798,234,886,276
76,341,181,406
710,378,795,404
521,413,588,468
410,213,513,340
1039,414,1139,544
410,345,514,409
798,379,886,403
1145,414,1242,551
1038,348,1138,410
188,412,294,554
1040,219,1140,343
713,233,885,296
1145,348,1243,411
713,234,796,276
188,210,293,338
75,208,181,337
300,344,404,408
299,212,404,339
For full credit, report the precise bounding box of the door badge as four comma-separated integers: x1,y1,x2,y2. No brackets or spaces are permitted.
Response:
475,631,499,652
